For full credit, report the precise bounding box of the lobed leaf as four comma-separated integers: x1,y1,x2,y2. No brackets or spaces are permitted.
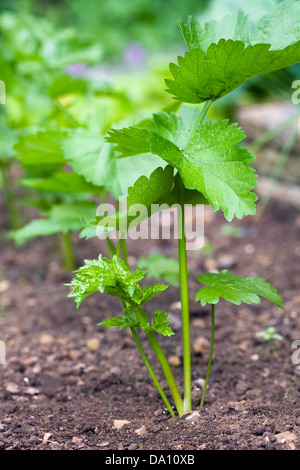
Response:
166,1,300,103
195,269,284,309
108,107,257,221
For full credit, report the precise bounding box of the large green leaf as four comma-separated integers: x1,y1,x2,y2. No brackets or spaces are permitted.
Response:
166,1,300,103
107,106,257,221
195,269,284,309
62,128,115,188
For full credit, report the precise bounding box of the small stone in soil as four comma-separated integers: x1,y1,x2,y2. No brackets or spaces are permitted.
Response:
113,420,131,430
275,431,297,444
167,355,181,367
218,255,237,269
193,336,210,354
86,338,100,351
134,425,147,437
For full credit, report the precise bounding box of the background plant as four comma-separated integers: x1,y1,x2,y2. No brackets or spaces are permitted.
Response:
256,326,284,357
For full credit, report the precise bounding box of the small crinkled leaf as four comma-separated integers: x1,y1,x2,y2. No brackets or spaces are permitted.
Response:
195,269,284,309
99,308,149,331
66,255,167,308
151,310,175,336
140,284,169,305
99,309,174,337
167,1,300,103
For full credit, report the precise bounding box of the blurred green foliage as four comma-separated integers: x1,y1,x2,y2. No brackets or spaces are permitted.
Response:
2,0,210,59
0,0,298,266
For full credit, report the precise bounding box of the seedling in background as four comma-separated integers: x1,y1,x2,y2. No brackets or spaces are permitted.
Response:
67,2,299,416
138,253,181,287
256,326,283,357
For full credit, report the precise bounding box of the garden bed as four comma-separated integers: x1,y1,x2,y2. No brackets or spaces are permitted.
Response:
0,191,299,451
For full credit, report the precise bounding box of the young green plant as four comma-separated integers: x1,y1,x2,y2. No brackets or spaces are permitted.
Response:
68,1,299,416
256,326,283,357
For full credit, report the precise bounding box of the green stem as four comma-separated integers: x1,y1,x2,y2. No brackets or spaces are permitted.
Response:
130,327,175,417
198,99,213,125
146,330,184,417
106,236,116,258
122,238,129,266
115,237,123,258
178,176,191,413
200,304,215,408
176,99,213,412
60,232,75,271
1,164,21,230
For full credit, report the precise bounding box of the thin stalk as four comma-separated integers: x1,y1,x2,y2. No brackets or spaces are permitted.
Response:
284,376,300,398
60,232,76,271
146,330,184,417
106,236,116,258
178,176,191,413
249,111,300,153
200,304,215,408
115,237,123,258
122,238,129,266
176,99,213,413
198,99,213,124
130,327,175,417
1,164,21,230
100,191,116,257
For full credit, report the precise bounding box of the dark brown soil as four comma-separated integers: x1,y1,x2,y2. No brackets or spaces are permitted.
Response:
0,190,300,450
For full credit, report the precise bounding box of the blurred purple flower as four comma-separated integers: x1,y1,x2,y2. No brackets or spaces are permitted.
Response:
123,42,147,68
65,62,88,77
